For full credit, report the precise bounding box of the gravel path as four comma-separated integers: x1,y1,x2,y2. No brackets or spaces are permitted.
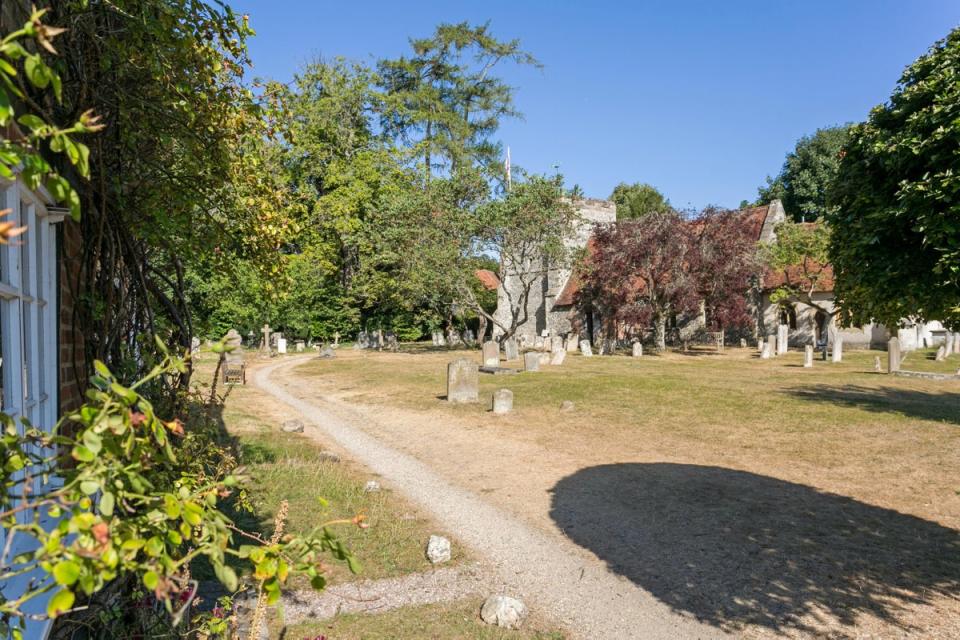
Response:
254,357,726,640
280,564,489,626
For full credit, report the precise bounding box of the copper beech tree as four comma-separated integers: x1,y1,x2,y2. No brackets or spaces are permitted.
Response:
581,209,758,351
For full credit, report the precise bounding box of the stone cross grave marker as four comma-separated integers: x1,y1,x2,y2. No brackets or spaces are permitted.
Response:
261,324,271,352
447,359,479,403
482,341,500,367
887,337,901,373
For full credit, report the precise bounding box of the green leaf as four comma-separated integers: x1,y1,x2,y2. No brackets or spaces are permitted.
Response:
142,570,159,590
99,491,114,517
52,560,81,586
82,430,102,454
24,55,49,89
0,87,12,125
79,480,99,495
16,114,44,131
46,589,75,618
163,495,180,519
72,445,95,462
214,563,238,592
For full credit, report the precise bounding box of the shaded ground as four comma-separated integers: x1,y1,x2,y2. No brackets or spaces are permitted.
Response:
282,344,960,638
551,463,960,637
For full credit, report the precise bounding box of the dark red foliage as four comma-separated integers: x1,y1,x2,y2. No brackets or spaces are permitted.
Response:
693,207,759,331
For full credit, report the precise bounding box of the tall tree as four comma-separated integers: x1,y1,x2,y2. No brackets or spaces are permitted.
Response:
760,221,835,328
610,182,671,220
756,125,850,220
829,27,960,329
695,209,761,332
582,211,699,351
377,22,539,178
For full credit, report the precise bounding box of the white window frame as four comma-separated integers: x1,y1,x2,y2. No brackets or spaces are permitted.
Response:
0,177,64,640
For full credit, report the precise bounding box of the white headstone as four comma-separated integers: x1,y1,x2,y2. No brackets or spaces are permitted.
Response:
803,344,813,368
888,337,901,373
277,338,287,354
447,359,479,403
550,349,566,366
492,389,513,415
761,342,771,359
523,352,541,372
766,334,777,358
831,337,843,363
504,338,519,361
936,345,947,361
632,342,643,357
579,340,593,357
482,341,500,367
777,324,789,355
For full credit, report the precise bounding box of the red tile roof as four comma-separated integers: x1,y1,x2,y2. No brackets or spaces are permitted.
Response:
763,260,834,292
475,269,501,290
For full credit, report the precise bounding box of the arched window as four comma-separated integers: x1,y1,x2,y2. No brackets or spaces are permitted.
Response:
779,304,797,330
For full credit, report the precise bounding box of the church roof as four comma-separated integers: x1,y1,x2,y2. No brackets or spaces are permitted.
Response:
474,269,501,290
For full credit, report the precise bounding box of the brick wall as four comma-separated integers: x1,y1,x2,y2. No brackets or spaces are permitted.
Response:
58,219,86,416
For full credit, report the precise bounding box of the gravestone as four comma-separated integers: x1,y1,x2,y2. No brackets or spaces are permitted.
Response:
191,336,200,355
632,342,643,357
523,352,540,372
334,331,340,346
277,338,287,354
261,324,272,352
777,324,789,355
757,338,764,353
319,345,335,359
482,341,500,367
538,352,551,367
936,345,946,361
947,332,955,357
492,389,513,415
504,337,519,361
803,344,813,368
566,336,578,352
446,359,479,403
534,336,545,350
832,337,843,363
887,337,901,373
766,335,777,358
874,356,882,373
579,340,593,357
356,331,368,349
385,332,399,352
295,340,305,352
224,328,243,351
550,349,566,366
740,338,747,349
954,333,960,354
761,341,771,359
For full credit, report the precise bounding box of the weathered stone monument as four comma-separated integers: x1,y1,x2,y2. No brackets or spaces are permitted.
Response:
777,324,789,355
277,337,287,354
504,337,519,361
295,340,305,352
191,336,200,355
565,336,577,352
492,389,513,415
936,345,947,361
740,338,747,349
804,344,813,368
632,342,643,357
446,359,479,403
523,352,540,372
482,341,500,367
550,349,566,366
831,337,843,363
260,323,271,352
761,341,771,359
579,340,593,357
947,332,955,357
222,329,246,384
887,337,901,373
766,335,777,358
757,338,764,353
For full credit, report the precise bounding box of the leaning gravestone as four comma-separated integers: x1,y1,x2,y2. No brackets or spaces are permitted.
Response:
446,359,479,403
504,338,519,361
523,352,540,372
936,345,947,361
888,337,901,373
632,342,643,357
550,349,566,366
803,344,813,368
492,389,513,415
482,341,500,367
832,337,843,363
579,340,593,357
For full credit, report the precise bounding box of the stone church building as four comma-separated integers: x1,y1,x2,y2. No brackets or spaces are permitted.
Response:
492,198,942,351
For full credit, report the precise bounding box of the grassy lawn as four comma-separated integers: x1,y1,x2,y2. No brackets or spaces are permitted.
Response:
899,346,960,374
294,344,960,527
283,600,564,640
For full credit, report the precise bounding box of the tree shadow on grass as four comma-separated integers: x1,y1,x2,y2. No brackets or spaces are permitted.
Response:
550,463,960,637
785,384,960,425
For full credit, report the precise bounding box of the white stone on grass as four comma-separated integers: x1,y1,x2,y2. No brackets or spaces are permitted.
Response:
523,352,540,372
803,345,813,368
559,400,575,413
480,595,527,629
426,535,451,564
364,480,381,493
281,419,304,433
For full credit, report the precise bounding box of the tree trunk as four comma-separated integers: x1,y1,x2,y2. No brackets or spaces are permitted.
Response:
478,314,488,343
654,313,667,352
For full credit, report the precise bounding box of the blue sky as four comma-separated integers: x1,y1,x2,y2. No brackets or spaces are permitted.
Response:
230,1,958,209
